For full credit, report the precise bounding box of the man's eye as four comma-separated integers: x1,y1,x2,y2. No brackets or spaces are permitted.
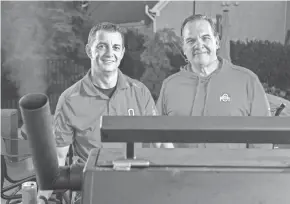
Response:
186,40,195,44
114,47,121,51
97,44,105,49
203,36,211,41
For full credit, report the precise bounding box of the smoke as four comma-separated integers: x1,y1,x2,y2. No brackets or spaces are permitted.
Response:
2,1,48,97
6,59,48,97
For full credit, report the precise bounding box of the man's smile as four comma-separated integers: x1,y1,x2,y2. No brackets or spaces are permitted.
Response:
193,51,209,56
101,59,115,64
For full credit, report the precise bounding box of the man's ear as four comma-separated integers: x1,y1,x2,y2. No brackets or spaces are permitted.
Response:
215,35,220,50
85,44,92,59
120,47,125,59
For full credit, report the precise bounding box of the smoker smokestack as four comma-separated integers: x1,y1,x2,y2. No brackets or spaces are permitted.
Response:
19,93,59,189
19,93,83,191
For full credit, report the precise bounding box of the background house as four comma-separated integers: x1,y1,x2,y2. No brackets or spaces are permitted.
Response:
86,1,157,31
149,1,290,44
86,1,290,44
85,0,290,116
194,1,290,44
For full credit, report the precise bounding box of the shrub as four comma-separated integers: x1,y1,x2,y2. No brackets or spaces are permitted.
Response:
230,40,290,96
139,28,186,100
119,28,147,79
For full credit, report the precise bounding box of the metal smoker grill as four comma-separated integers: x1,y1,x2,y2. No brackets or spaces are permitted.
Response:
18,93,290,204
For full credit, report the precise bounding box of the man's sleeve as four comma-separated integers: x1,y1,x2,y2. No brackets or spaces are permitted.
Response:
140,85,173,148
143,86,159,116
248,76,273,149
156,83,166,115
53,93,74,147
249,75,271,116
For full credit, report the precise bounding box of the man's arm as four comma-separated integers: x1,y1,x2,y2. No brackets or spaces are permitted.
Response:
156,83,166,116
57,146,70,166
143,85,174,148
53,92,75,162
38,93,74,200
249,76,271,116
155,83,174,148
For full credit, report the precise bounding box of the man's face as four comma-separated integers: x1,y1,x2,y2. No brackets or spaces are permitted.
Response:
86,30,125,73
182,19,219,67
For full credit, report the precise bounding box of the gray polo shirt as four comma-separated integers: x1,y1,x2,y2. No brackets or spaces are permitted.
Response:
54,69,157,160
157,57,272,148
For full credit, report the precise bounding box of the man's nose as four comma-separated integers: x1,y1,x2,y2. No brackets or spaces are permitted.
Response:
105,46,114,56
195,38,204,49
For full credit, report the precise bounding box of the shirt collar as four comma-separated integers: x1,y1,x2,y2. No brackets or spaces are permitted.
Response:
81,69,130,96
180,56,226,78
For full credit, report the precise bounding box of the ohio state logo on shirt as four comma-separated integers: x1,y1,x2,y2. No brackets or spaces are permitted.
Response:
128,109,135,116
220,93,231,102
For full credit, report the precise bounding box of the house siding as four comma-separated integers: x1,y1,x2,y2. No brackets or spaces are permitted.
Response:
155,1,193,36
195,1,287,43
120,23,153,34
88,1,156,25
286,1,290,32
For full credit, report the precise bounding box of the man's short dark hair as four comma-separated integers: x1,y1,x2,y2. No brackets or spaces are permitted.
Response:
87,22,125,46
180,14,218,37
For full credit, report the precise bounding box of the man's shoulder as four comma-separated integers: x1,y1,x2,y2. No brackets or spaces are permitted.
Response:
161,71,186,88
123,74,150,93
59,79,82,101
227,61,260,82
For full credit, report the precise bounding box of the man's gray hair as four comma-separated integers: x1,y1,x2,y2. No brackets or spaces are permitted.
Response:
180,14,218,37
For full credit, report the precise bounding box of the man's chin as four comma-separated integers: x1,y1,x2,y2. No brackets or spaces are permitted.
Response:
192,58,210,66
92,62,120,73
101,65,118,73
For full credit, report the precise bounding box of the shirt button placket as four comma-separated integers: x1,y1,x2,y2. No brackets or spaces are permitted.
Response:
191,78,208,116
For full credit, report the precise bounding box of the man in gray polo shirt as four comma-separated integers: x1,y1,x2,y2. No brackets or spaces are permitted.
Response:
156,14,272,148
38,22,173,204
